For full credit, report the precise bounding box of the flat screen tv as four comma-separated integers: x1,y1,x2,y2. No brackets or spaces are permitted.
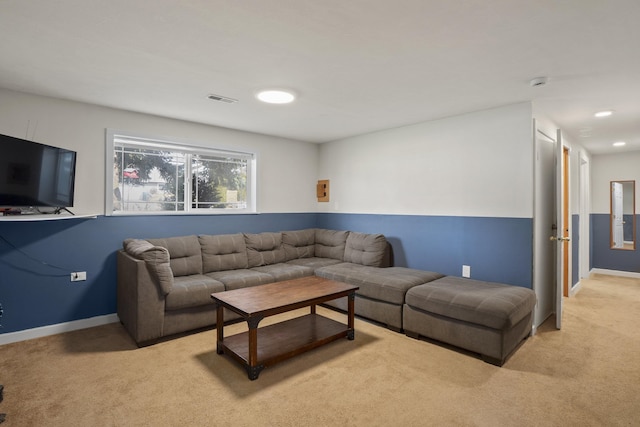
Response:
0,133,77,211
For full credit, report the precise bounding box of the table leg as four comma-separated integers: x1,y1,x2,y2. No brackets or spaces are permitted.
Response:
216,304,224,354
310,304,316,314
347,292,356,340
247,316,264,380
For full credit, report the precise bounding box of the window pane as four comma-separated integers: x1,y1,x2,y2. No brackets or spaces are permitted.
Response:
192,154,247,210
107,131,255,215
113,145,186,213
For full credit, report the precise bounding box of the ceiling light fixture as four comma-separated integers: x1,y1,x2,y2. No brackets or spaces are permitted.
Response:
256,89,296,104
594,110,613,118
613,141,626,147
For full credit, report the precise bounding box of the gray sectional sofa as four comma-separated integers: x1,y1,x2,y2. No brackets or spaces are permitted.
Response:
117,228,535,366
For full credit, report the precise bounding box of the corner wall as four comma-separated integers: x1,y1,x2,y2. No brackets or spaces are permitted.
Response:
317,103,535,287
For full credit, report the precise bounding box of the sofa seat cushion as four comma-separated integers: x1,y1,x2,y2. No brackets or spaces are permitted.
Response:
315,263,444,305
405,276,537,330
244,232,286,267
147,235,203,277
250,263,314,281
165,275,225,311
286,257,343,270
199,233,248,273
206,269,275,291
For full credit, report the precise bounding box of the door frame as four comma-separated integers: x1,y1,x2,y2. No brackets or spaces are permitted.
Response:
578,152,590,282
554,130,571,329
563,146,570,297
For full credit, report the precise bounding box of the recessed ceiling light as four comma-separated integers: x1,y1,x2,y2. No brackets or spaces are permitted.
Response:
594,110,613,118
529,76,548,87
256,89,296,104
579,128,592,138
613,141,626,147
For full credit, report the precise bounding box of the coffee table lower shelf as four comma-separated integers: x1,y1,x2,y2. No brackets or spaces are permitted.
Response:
219,313,352,379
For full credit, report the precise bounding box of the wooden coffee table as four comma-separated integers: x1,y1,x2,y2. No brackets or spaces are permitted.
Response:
211,276,358,380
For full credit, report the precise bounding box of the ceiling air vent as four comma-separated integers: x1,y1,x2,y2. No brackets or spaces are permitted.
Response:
207,94,238,104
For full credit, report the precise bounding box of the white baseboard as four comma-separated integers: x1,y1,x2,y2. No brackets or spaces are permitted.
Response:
569,281,582,297
590,268,640,279
0,313,119,346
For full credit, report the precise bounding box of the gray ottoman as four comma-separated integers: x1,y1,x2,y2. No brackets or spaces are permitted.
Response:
403,276,536,366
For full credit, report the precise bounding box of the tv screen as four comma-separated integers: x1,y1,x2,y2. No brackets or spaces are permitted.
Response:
0,133,77,208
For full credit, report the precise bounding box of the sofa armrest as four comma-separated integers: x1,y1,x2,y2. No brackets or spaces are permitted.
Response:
123,239,174,295
117,250,166,345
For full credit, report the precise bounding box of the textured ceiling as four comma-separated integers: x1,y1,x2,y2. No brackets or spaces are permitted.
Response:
1,0,639,154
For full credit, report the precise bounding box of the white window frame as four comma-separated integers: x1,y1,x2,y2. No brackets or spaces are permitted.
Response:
105,129,257,216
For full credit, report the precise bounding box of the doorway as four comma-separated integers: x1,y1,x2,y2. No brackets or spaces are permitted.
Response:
533,123,571,331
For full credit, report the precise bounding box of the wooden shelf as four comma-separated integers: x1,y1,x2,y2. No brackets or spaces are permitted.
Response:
221,314,349,368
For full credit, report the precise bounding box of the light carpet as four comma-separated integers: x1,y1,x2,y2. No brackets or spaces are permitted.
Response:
0,274,639,426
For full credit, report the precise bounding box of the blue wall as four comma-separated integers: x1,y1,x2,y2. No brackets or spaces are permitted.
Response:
591,213,640,273
318,213,533,289
1,212,535,335
572,214,580,286
0,213,316,334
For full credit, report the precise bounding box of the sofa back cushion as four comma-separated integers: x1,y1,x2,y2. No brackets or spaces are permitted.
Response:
282,229,315,261
199,234,249,273
244,232,286,267
343,232,388,267
315,229,349,261
146,235,202,277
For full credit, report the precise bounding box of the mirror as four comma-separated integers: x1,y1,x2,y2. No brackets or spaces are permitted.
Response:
610,180,636,250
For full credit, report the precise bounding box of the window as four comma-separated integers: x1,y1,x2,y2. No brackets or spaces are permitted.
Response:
106,130,256,215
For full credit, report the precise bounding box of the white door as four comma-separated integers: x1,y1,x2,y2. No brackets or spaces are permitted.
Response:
553,129,566,330
612,182,624,248
532,122,556,331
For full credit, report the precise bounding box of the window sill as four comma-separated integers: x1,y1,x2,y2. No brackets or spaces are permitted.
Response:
107,210,259,217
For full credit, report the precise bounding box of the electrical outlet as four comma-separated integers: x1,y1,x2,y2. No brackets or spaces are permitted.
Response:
70,271,87,282
462,265,471,278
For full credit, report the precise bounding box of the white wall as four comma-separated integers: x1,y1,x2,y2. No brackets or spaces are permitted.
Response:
0,88,319,214
592,151,640,214
318,102,534,218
